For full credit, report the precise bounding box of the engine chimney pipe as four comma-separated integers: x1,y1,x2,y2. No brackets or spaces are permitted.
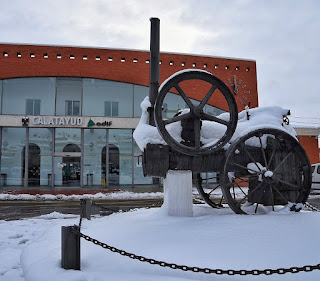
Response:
149,17,160,126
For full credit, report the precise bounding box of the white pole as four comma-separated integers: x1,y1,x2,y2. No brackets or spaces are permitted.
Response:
162,170,193,217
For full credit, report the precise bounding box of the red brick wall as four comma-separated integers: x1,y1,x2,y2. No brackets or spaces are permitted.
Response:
298,136,320,164
0,44,258,112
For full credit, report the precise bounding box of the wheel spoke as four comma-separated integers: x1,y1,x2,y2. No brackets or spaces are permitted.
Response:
255,188,264,213
248,181,264,196
198,85,217,109
273,178,300,190
231,178,248,197
267,146,276,170
219,196,224,205
271,184,289,204
234,175,257,185
273,152,293,173
208,185,221,195
258,136,268,168
238,186,248,197
194,118,201,148
232,185,236,200
243,145,262,172
174,84,194,109
201,113,228,126
205,176,219,181
163,112,192,125
230,162,263,175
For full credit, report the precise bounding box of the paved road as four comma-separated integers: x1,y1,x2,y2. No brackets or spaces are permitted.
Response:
0,198,163,221
1,193,320,221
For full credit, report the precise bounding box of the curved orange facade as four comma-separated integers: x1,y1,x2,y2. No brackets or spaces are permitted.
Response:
0,44,258,112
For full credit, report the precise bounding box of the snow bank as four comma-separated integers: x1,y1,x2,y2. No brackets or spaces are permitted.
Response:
0,191,163,201
19,207,320,281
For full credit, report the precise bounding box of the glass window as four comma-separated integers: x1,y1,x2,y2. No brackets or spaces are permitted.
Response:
2,77,55,115
84,129,107,186
1,128,26,186
105,101,111,116
56,78,82,116
26,99,41,115
28,128,53,187
83,79,133,117
112,101,118,116
317,165,320,174
65,100,80,116
133,85,149,117
109,129,132,186
104,101,119,117
55,128,81,153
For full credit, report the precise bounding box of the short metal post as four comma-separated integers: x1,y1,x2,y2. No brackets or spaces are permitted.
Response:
80,199,91,220
61,225,80,270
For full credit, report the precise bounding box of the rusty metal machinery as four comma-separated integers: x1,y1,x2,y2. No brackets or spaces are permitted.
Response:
140,18,311,214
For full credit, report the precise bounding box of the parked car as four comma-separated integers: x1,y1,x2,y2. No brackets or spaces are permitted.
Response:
312,163,320,190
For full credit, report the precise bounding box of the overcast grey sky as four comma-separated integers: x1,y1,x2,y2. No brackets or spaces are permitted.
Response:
1,0,319,125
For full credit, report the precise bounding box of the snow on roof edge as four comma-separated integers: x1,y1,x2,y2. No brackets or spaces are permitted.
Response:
0,42,256,62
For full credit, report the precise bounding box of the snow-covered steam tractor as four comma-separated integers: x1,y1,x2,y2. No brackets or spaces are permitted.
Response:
134,18,311,214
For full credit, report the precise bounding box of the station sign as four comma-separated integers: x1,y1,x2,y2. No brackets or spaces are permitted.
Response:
10,115,139,129
32,116,83,126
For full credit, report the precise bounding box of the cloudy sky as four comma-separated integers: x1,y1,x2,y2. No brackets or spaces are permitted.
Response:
1,0,319,126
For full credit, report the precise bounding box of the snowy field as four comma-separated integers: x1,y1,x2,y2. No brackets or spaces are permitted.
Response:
1,203,320,281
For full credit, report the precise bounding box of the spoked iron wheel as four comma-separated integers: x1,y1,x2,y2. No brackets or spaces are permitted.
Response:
155,70,238,156
221,128,311,214
195,173,224,208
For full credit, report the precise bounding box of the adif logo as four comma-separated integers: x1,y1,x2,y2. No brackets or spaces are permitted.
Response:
87,119,112,127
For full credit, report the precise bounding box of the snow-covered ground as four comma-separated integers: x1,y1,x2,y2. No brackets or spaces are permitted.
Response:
1,202,320,281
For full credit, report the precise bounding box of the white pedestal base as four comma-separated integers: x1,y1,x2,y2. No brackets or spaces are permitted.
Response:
163,170,193,217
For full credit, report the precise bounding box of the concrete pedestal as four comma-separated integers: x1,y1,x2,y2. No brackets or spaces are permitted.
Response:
163,170,193,217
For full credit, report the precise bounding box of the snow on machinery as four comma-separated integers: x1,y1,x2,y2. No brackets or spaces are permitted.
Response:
133,18,312,214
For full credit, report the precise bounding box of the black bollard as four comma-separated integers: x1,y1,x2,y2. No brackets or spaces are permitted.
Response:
80,199,91,220
61,225,80,270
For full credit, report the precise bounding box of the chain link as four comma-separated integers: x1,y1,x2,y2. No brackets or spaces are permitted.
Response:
78,199,84,229
304,202,320,212
72,227,320,276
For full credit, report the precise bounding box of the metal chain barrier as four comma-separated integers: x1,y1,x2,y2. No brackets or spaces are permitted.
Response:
78,199,84,229
74,200,320,276
72,227,320,276
304,202,320,212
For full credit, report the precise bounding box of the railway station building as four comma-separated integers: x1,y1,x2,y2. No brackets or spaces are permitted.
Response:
0,43,318,189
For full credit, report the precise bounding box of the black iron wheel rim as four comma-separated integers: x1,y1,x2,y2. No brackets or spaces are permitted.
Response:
155,70,238,156
221,128,311,214
195,173,224,208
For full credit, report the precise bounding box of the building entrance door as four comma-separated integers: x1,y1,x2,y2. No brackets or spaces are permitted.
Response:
62,156,80,186
56,143,82,187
